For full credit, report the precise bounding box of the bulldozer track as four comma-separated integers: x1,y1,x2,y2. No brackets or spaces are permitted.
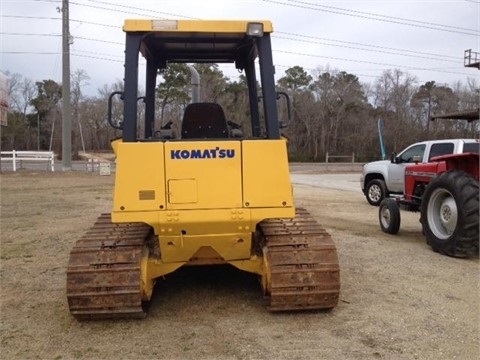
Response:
259,208,340,311
66,214,152,320
67,209,339,320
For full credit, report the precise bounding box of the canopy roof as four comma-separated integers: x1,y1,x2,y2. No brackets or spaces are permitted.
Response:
124,20,273,66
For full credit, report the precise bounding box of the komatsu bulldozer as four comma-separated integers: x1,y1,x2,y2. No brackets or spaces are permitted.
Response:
66,20,340,320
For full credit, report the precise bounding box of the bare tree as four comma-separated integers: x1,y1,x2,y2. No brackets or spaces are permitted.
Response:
278,66,316,160
4,73,38,149
30,79,62,151
195,64,226,102
71,69,90,156
372,69,418,152
311,70,370,160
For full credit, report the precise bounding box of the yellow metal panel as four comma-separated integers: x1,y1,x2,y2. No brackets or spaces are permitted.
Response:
155,208,253,263
164,141,242,210
168,179,197,204
123,19,273,33
242,140,294,208
160,233,251,263
157,208,252,236
112,142,166,212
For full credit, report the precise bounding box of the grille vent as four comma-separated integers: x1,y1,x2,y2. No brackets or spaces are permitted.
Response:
139,190,155,200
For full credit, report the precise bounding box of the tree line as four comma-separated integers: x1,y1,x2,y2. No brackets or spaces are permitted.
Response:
2,64,478,162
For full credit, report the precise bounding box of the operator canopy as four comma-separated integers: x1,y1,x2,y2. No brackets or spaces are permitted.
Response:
123,20,273,69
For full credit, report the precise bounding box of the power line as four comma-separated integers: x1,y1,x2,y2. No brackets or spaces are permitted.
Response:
2,25,463,66
3,3,470,67
69,0,196,20
275,34,460,64
70,18,119,29
4,2,476,87
73,49,123,59
275,31,461,61
3,42,474,79
262,0,479,36
3,51,59,54
0,32,60,37
275,49,474,77
66,2,476,72
1,32,123,47
79,0,198,19
2,50,121,60
72,53,123,62
2,15,60,20
1,14,121,29
1,17,463,63
3,50,473,87
69,0,153,18
74,36,122,46
286,0,478,33
3,32,474,79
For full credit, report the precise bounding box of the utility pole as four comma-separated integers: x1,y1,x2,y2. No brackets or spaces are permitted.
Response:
62,0,71,170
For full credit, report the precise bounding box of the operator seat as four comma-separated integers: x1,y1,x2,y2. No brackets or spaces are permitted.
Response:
181,102,229,139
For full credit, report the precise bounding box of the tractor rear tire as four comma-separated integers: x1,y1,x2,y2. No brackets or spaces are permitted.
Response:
420,170,479,258
379,198,401,234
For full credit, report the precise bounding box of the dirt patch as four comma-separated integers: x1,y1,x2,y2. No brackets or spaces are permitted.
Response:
0,171,478,359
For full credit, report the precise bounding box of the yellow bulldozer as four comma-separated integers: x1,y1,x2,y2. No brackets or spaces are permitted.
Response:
66,20,340,320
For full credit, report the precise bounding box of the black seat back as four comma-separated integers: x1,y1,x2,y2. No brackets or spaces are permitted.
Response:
181,103,229,139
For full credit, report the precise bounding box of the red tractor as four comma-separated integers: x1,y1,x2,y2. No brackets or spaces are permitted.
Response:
379,150,479,257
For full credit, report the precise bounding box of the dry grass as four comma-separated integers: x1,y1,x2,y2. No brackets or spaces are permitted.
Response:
0,171,478,360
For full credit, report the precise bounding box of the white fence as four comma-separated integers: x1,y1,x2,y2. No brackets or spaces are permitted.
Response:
0,151,55,171
325,152,356,171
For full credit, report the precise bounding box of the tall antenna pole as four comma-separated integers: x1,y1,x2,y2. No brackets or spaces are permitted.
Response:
62,0,71,170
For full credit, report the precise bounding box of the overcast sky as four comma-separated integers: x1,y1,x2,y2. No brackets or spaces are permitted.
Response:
2,0,479,96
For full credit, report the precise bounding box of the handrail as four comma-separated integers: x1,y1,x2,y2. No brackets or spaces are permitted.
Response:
107,91,124,130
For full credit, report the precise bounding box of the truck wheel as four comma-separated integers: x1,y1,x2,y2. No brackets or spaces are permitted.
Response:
421,170,479,257
366,179,386,206
379,198,400,234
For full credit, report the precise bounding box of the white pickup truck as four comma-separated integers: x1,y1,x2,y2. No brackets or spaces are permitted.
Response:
360,138,479,205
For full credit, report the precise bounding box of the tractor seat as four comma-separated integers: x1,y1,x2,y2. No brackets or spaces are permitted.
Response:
181,102,229,139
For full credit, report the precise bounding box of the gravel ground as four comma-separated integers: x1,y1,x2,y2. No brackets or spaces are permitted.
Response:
0,170,478,360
